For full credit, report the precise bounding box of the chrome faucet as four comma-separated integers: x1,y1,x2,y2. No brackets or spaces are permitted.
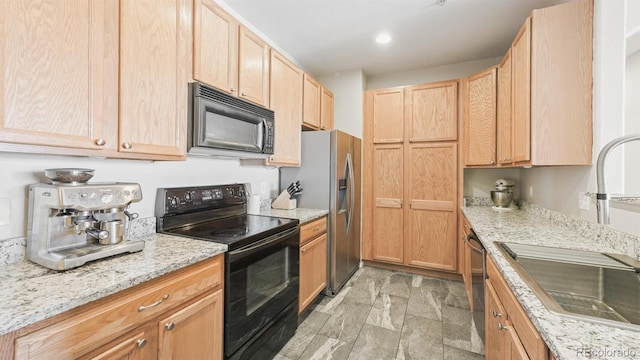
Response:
596,133,640,224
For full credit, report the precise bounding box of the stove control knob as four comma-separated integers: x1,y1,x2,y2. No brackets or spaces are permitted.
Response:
169,197,180,208
184,192,194,202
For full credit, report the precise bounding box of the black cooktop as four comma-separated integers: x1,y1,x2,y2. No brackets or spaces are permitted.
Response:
163,214,298,251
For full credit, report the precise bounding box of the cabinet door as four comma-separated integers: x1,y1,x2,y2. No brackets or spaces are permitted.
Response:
497,50,513,165
238,25,270,107
158,290,223,360
320,87,334,130
512,18,531,163
405,81,457,142
372,89,404,143
118,0,189,157
267,50,302,166
299,233,328,313
405,143,457,271
0,0,118,151
464,67,497,166
193,0,238,94
530,0,593,165
372,145,404,263
302,74,321,129
81,324,157,360
485,280,508,360
505,322,531,360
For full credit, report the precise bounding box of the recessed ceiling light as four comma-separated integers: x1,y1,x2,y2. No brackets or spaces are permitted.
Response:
375,33,391,44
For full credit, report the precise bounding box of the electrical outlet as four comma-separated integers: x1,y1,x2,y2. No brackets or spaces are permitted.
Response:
578,192,591,210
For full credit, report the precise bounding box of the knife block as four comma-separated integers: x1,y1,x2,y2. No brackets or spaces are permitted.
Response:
271,190,296,210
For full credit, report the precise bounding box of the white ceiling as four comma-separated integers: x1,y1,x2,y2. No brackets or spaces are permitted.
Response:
223,0,572,77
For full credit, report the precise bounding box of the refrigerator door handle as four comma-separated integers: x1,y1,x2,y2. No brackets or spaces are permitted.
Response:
346,152,355,237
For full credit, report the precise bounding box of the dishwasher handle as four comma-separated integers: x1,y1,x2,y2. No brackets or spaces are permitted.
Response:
465,230,484,254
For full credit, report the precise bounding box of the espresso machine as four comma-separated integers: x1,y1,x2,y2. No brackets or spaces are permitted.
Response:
27,169,145,270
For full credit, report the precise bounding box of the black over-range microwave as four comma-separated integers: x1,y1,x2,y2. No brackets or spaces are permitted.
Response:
188,82,275,159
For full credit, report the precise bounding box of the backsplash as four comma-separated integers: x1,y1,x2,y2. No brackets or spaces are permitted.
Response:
0,217,157,266
466,197,640,260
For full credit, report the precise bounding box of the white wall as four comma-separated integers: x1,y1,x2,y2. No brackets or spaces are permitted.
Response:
366,57,502,90
0,153,279,241
625,50,640,193
318,69,366,138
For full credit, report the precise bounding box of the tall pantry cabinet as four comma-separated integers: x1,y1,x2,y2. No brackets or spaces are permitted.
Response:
363,80,459,272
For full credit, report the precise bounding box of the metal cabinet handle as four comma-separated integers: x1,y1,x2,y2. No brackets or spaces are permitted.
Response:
492,310,503,318
165,322,175,331
490,160,495,165
122,142,132,150
136,339,147,349
230,88,236,93
301,248,307,254
138,294,169,312
94,138,106,146
241,92,247,97
498,323,508,331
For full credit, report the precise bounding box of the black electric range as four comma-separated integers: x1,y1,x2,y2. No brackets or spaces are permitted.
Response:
156,184,300,360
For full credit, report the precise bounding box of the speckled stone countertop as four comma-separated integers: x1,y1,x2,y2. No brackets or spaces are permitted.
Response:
462,206,640,360
259,208,329,223
0,233,227,336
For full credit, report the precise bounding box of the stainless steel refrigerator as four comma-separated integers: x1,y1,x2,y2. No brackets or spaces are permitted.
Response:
280,130,361,296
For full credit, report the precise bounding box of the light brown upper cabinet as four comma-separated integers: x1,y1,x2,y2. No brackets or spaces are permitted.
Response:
238,25,270,107
193,1,269,107
497,50,514,165
267,50,303,167
463,67,497,166
511,18,531,164
320,87,334,130
0,0,189,160
405,81,458,142
526,0,593,165
193,0,239,95
302,74,321,129
463,0,593,168
363,82,458,271
119,0,190,158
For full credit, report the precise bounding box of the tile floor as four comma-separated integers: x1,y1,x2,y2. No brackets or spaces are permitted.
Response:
275,266,485,360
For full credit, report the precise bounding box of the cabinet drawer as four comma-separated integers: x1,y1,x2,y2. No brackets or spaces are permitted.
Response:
486,256,547,360
15,255,223,360
300,216,327,245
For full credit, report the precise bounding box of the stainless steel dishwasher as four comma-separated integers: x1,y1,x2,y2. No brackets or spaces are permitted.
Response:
464,227,486,344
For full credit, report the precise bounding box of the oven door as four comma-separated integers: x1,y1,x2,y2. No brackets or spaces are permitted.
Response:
225,226,299,358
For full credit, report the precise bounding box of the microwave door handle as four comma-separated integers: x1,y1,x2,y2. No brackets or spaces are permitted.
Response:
258,119,267,151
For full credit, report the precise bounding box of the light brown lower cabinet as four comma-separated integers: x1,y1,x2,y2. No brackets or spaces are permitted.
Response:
485,256,548,360
299,216,328,313
11,255,224,360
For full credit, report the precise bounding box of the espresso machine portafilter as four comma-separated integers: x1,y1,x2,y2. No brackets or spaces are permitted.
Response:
27,169,145,270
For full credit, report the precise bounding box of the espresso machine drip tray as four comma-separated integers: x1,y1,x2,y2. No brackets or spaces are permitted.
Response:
40,240,145,270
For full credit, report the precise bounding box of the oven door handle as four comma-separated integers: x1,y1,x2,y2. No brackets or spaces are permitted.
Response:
228,227,298,262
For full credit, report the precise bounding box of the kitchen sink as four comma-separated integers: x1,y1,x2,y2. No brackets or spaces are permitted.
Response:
496,242,640,332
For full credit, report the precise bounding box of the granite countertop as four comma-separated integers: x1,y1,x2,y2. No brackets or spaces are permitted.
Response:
462,206,640,360
259,208,329,224
0,233,227,337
